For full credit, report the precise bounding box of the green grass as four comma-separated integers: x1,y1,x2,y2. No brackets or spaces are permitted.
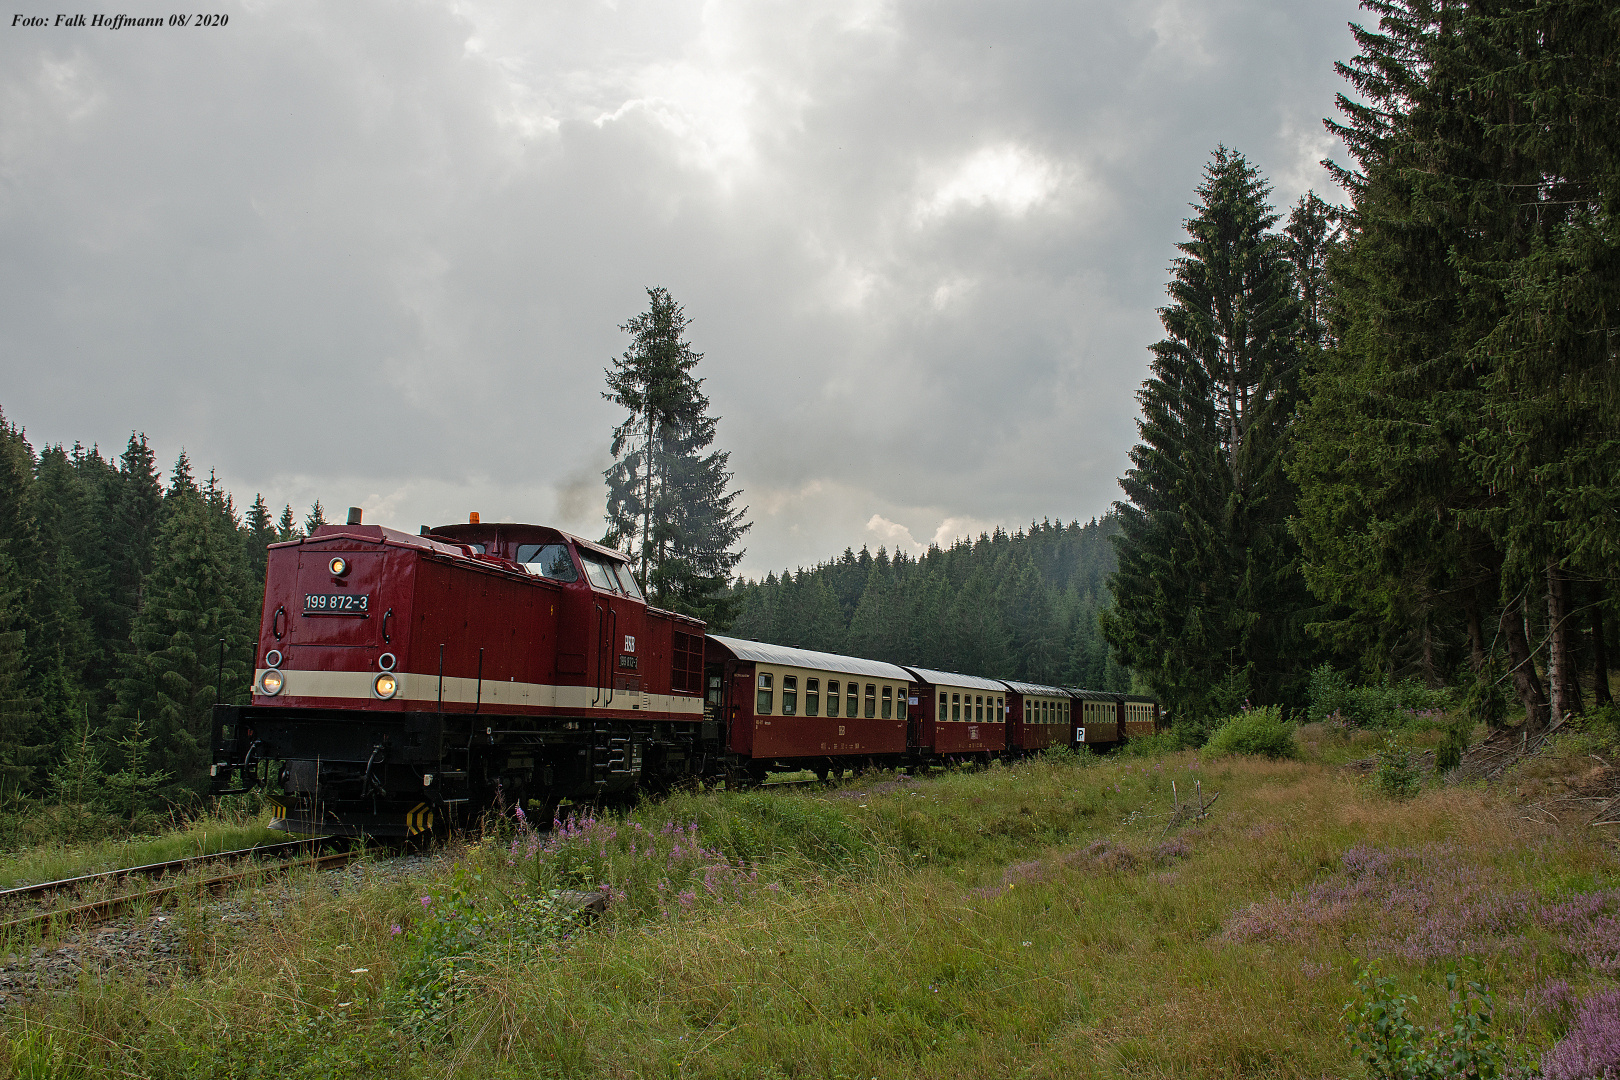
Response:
0,815,287,890
1,745,1614,1078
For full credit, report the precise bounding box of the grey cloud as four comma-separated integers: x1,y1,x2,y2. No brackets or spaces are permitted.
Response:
0,0,1361,577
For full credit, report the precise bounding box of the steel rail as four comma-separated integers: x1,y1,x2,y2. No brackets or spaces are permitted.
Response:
0,846,358,935
0,837,345,905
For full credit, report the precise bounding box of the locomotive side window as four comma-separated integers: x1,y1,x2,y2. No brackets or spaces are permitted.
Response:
580,553,617,592
806,679,819,716
611,561,645,599
827,680,839,717
881,685,892,719
864,684,876,718
514,543,580,582
757,672,773,714
782,675,798,715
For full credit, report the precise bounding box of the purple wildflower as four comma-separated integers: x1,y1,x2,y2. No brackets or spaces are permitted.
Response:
1542,989,1620,1080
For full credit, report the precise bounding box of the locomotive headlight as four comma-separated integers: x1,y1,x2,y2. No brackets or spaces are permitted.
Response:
259,669,284,696
373,672,398,699
328,556,349,577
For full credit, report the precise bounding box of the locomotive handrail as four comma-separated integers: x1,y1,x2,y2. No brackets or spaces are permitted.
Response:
381,608,393,643
605,606,617,706
272,605,286,640
592,604,604,706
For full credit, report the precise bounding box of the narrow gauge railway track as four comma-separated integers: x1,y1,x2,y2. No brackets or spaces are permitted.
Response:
0,838,354,935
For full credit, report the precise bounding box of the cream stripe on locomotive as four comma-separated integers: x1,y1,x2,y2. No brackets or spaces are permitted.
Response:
253,669,705,716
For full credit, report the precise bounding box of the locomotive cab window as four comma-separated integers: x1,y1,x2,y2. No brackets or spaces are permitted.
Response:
881,685,892,719
827,680,839,717
781,675,798,715
757,672,773,714
806,678,819,716
514,543,579,582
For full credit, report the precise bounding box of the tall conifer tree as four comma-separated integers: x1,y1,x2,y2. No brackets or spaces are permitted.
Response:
603,287,750,625
1105,148,1312,727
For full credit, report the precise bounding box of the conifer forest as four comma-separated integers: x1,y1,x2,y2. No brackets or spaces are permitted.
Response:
0,0,1615,833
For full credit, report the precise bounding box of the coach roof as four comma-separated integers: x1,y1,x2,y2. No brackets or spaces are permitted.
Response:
902,667,1007,693
707,636,912,681
1002,680,1070,697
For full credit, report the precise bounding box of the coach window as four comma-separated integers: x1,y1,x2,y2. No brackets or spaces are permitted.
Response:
897,690,908,721
782,675,798,716
952,693,961,721
826,680,839,717
998,696,1005,717
974,695,983,721
938,692,946,717
757,672,773,714
514,543,580,583
847,684,859,717
881,685,893,719
864,684,876,718
806,679,820,716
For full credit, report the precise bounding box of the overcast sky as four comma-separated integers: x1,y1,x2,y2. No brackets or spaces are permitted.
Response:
1,0,1361,578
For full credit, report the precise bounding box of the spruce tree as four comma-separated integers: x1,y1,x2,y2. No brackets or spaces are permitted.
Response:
1105,148,1311,727
110,459,255,796
602,287,750,625
0,554,43,788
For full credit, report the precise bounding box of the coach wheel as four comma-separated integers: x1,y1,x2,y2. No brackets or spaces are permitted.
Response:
814,763,831,784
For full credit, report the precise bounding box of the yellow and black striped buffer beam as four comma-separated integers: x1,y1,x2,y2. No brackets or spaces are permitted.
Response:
406,802,434,836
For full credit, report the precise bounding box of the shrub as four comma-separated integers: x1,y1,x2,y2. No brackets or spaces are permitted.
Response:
1308,664,1453,729
1342,964,1506,1080
1374,736,1422,798
1434,717,1470,774
1308,664,1355,724
1204,706,1297,760
1117,730,1180,758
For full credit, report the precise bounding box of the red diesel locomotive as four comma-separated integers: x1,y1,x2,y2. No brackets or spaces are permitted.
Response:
210,513,1160,836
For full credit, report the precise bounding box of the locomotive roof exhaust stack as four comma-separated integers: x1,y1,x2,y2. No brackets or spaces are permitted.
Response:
347,507,363,525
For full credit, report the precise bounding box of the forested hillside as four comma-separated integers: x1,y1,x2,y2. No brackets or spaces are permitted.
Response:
725,517,1129,692
0,409,314,816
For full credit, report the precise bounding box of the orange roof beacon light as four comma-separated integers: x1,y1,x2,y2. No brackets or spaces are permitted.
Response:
469,512,480,524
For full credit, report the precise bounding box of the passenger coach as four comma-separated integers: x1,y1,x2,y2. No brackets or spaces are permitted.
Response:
703,636,911,782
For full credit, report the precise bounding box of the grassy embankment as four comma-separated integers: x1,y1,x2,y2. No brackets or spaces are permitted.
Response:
3,723,1617,1078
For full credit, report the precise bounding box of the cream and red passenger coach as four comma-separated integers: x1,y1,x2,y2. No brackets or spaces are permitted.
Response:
210,514,1160,837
